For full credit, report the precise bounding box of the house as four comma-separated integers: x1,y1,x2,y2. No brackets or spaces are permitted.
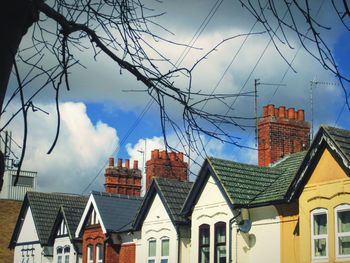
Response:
181,104,310,262
75,191,142,263
9,192,87,263
47,203,88,263
281,125,350,262
133,178,193,263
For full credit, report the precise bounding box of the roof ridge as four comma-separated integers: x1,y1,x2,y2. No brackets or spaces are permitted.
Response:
91,191,143,200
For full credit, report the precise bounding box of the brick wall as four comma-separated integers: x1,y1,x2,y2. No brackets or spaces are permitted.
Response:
82,225,105,263
258,104,310,166
146,149,188,190
104,158,142,197
119,243,136,263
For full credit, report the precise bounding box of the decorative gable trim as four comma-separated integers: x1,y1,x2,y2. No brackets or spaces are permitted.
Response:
75,194,106,238
286,126,350,201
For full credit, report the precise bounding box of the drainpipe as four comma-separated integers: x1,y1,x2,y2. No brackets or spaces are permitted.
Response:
229,210,241,263
103,235,109,263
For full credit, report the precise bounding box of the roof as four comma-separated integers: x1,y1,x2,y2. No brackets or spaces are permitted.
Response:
287,125,350,200
10,192,87,248
133,178,192,229
48,201,88,244
182,151,306,215
91,191,143,233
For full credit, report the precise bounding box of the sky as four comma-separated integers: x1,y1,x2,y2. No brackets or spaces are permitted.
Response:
1,0,349,194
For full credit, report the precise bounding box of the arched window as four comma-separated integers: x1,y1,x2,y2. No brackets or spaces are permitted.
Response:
63,246,70,263
311,208,328,260
214,222,226,263
148,238,156,263
96,244,103,263
57,247,63,263
87,245,93,263
335,204,350,258
161,237,169,263
199,224,210,263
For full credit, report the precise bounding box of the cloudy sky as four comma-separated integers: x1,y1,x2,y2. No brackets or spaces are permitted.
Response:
2,0,349,194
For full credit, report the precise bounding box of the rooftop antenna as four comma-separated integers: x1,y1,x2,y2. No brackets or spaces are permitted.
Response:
254,79,286,147
309,79,339,140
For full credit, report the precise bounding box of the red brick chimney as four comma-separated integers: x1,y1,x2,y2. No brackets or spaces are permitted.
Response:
104,157,142,196
258,104,310,167
145,149,188,190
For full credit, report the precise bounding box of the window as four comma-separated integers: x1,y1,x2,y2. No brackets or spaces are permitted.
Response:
336,205,350,258
96,244,103,263
148,239,156,263
199,224,210,263
63,246,70,263
215,222,226,263
57,247,63,263
12,175,34,187
161,238,169,263
311,209,328,259
87,245,93,263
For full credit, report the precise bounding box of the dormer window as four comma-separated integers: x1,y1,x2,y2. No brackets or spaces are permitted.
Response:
87,208,99,226
57,220,68,236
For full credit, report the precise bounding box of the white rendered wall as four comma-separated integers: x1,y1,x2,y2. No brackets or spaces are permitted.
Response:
190,175,281,263
135,194,178,263
13,207,52,263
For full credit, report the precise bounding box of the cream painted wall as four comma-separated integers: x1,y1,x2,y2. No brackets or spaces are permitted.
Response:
54,235,81,263
13,207,53,263
135,194,178,263
190,175,281,263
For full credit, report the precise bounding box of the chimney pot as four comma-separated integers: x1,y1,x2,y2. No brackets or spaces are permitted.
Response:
109,157,114,167
125,159,130,169
177,152,184,162
297,109,304,121
133,160,138,169
287,108,295,119
267,104,275,117
117,158,122,168
161,150,168,159
170,152,176,161
263,106,268,117
278,106,286,118
152,149,159,159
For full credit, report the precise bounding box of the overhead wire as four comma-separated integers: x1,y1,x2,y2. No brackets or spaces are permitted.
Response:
80,0,225,194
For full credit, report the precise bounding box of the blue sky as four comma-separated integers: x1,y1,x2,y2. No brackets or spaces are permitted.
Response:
2,0,349,194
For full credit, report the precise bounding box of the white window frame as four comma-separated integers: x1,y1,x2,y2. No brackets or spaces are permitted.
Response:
57,246,63,263
147,238,156,263
335,204,350,259
160,237,170,263
96,244,103,263
87,245,94,263
311,208,328,260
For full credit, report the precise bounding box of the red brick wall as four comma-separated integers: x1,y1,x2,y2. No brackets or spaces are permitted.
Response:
258,104,310,166
82,225,136,263
119,243,136,263
146,149,188,190
104,158,142,197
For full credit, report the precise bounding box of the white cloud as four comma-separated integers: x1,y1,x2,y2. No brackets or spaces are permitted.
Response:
2,102,118,193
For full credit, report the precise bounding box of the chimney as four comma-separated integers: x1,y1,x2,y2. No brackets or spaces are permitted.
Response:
258,104,310,167
145,149,188,190
104,157,142,197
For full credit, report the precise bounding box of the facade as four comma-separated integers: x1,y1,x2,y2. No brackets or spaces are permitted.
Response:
9,192,87,263
133,178,192,263
75,191,142,263
47,203,88,263
181,152,305,263
0,169,37,200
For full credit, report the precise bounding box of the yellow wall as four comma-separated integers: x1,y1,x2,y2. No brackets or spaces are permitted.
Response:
299,148,350,263
277,203,300,263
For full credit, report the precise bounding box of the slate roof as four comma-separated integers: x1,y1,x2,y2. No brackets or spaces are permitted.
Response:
133,178,193,229
323,125,350,161
155,178,193,223
207,151,306,207
10,192,87,247
91,191,142,233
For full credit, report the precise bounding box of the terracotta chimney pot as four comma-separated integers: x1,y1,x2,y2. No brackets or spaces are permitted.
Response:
117,158,122,168
297,109,304,121
133,160,138,169
267,104,275,117
109,157,114,167
287,108,295,119
278,106,286,118
125,159,130,169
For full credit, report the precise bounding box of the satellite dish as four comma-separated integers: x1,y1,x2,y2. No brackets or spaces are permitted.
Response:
238,219,252,233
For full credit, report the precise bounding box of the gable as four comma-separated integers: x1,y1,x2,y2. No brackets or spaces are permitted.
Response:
144,194,172,225
17,207,40,243
306,148,349,186
56,218,68,237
